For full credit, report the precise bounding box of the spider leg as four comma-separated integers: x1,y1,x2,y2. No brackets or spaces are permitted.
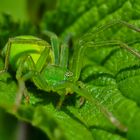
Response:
56,91,66,110
59,34,73,69
52,81,128,132
43,31,70,69
82,20,140,41
59,43,69,69
35,46,50,72
42,30,60,65
14,55,36,111
56,83,74,109
70,40,140,112
14,46,50,111
83,40,140,58
71,41,140,82
70,20,140,82
0,39,12,74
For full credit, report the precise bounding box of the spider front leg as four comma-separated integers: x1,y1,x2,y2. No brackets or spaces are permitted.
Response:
69,42,140,132
71,20,140,82
71,41,140,84
52,81,128,132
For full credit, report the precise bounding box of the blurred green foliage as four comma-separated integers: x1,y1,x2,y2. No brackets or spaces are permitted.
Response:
0,0,140,140
0,0,26,21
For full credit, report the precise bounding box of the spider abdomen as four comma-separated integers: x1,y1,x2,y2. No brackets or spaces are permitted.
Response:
2,36,51,70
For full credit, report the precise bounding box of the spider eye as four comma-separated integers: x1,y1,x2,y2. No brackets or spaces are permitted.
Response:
65,71,73,78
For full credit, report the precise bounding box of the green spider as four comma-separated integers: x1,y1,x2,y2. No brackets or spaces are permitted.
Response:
1,20,140,133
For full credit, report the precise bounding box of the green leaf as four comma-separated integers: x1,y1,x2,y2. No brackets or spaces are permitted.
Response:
1,0,140,140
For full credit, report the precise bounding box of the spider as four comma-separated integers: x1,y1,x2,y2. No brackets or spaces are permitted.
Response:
1,20,140,133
